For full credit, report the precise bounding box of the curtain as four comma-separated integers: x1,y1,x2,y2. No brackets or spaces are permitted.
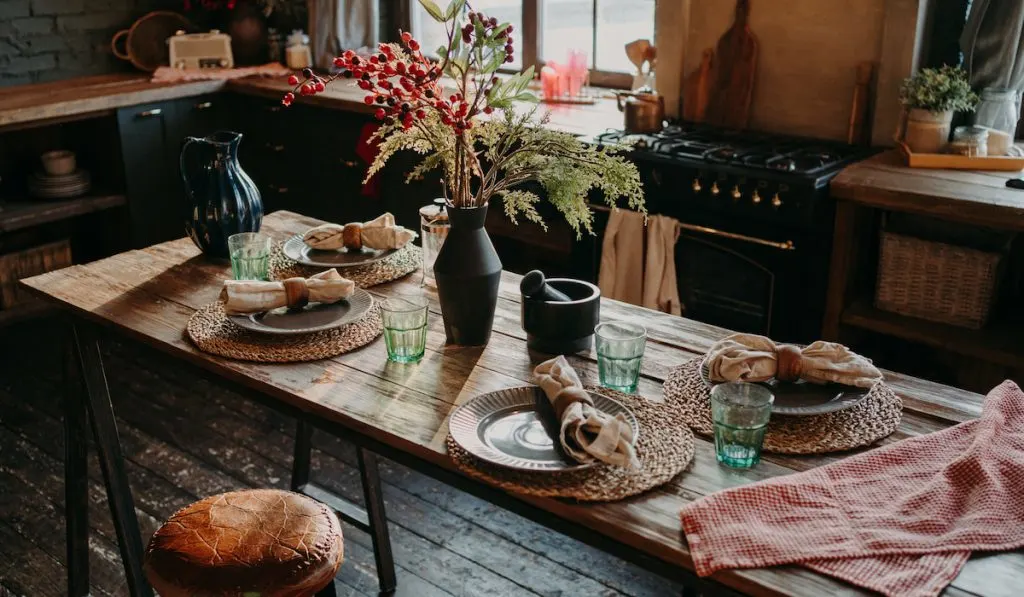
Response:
960,0,1024,92
309,0,380,70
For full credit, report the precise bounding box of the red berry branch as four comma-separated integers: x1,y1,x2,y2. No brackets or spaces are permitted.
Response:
281,16,512,136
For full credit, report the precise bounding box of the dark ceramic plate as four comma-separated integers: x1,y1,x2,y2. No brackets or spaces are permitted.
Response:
448,386,639,472
283,235,398,268
228,289,373,335
699,358,868,416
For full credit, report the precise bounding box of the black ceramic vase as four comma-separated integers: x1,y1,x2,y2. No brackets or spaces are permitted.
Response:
433,204,502,345
180,131,262,258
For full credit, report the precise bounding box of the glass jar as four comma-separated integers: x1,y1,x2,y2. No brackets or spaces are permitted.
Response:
285,30,312,70
972,87,1020,137
419,199,450,287
948,125,989,157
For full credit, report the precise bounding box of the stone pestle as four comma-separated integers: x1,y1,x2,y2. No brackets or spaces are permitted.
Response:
520,270,573,302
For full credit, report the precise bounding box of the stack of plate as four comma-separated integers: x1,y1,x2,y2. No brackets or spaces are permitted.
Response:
28,170,91,199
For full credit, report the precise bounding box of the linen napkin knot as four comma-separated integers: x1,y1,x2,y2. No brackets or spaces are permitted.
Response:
221,269,354,315
705,332,882,388
532,356,640,469
302,212,416,251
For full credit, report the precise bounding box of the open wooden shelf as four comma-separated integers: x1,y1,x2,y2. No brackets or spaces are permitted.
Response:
841,300,1024,368
0,193,126,233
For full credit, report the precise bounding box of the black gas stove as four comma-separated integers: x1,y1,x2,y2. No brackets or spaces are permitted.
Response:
588,124,876,342
594,123,870,187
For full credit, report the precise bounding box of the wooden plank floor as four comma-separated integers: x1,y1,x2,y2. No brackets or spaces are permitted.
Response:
0,318,683,597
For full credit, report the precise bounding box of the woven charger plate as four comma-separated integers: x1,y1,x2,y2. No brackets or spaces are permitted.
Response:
186,301,383,363
447,386,695,502
664,357,902,455
269,242,421,288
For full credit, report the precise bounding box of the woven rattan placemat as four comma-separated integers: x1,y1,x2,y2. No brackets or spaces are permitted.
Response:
663,357,902,455
447,386,695,502
269,242,421,288
186,301,382,363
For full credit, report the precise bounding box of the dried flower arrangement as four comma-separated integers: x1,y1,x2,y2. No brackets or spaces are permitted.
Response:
281,0,644,236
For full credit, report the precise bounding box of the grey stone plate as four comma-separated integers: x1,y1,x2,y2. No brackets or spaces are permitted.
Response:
228,289,373,336
448,386,639,472
283,235,398,268
700,358,868,416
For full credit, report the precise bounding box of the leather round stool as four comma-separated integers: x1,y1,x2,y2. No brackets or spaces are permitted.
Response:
145,489,344,596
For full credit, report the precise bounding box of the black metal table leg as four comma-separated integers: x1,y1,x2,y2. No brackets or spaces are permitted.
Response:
63,334,90,597
357,448,397,594
291,420,313,491
71,324,153,597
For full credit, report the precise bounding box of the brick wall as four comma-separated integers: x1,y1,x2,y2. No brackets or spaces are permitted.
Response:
0,0,193,86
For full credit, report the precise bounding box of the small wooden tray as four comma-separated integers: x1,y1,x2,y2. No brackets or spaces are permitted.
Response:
898,142,1024,171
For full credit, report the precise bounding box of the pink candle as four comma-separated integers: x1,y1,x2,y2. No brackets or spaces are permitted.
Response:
541,65,561,98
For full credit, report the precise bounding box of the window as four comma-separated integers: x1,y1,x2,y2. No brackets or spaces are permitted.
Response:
409,0,656,88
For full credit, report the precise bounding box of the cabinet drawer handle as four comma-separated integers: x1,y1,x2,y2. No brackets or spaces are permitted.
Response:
340,159,359,168
194,101,213,110
137,108,162,118
268,185,289,194
266,143,286,152
265,105,282,113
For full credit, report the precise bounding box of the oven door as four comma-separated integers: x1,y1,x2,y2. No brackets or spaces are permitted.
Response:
675,222,812,340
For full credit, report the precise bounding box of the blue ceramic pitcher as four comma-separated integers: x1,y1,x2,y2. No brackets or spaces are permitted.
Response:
180,131,262,258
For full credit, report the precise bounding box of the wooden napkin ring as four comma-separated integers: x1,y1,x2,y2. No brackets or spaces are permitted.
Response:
776,344,803,382
283,277,310,309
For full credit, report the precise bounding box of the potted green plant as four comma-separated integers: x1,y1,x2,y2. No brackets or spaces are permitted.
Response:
283,0,645,346
899,65,979,153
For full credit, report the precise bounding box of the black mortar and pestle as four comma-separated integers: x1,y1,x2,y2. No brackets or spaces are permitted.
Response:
520,270,601,354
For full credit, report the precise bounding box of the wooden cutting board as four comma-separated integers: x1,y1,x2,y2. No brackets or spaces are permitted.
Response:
682,48,713,122
704,0,758,129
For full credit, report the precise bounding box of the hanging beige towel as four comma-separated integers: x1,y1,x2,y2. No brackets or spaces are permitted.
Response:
598,209,645,306
642,215,682,315
533,356,640,469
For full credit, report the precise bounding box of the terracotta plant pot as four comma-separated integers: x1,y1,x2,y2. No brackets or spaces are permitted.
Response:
904,108,953,154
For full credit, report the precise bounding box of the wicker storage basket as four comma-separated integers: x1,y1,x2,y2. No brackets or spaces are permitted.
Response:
0,240,72,309
875,229,1003,329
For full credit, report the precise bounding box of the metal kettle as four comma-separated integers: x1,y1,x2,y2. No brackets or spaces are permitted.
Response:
617,90,665,134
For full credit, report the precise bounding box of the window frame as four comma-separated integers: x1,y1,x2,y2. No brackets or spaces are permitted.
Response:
393,0,642,90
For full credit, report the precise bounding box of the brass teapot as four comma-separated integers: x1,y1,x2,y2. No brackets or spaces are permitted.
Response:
616,90,665,134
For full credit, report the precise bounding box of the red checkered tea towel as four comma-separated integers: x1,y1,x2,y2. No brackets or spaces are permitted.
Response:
680,380,1024,597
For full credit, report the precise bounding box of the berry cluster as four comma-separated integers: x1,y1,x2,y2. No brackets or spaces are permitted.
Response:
282,15,512,133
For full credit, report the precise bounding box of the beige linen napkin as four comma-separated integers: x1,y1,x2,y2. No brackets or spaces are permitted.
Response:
532,356,640,469
221,269,355,315
360,212,416,250
705,333,883,388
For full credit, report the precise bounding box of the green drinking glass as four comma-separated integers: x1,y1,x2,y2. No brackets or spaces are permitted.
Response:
228,232,271,281
594,321,647,393
380,295,429,363
711,382,774,469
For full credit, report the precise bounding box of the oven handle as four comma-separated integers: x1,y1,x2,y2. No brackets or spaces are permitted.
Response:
677,222,796,251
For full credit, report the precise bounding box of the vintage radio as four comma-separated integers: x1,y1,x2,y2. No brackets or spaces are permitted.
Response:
168,30,234,69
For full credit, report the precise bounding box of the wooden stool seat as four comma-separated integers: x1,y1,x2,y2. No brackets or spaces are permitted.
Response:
144,489,343,597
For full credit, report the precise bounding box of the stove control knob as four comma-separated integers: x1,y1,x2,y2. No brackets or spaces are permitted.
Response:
771,193,783,208
710,182,720,196
751,190,762,204
692,178,702,192
731,185,742,200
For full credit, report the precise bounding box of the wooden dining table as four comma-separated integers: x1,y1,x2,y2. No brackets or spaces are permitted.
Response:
21,210,1020,597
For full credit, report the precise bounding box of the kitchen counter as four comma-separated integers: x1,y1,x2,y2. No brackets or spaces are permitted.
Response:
0,74,228,129
831,150,1024,231
0,73,625,137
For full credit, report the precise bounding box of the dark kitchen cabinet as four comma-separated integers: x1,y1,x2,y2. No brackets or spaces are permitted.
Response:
117,100,182,248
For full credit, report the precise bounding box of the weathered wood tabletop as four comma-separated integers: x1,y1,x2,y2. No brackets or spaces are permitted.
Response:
21,211,1021,596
